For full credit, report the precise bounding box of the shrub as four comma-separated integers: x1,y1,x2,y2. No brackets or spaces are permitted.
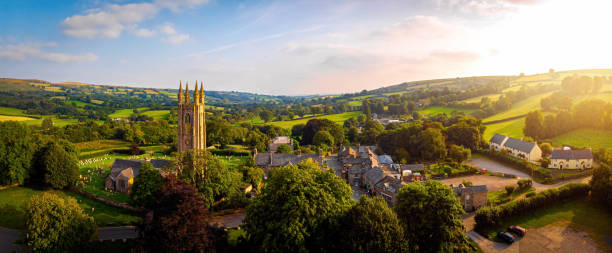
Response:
210,149,251,156
526,192,536,198
505,185,516,195
474,183,589,233
517,179,533,190
462,180,473,187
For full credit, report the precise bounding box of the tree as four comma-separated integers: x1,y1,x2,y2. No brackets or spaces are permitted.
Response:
417,128,447,161
176,150,243,208
244,163,353,252
361,120,384,145
131,162,163,208
0,121,36,185
395,181,470,252
259,110,274,122
347,126,359,144
302,119,344,146
240,166,264,187
446,121,482,150
41,118,53,130
540,143,552,157
24,193,97,252
590,163,612,209
276,144,292,154
38,141,79,189
247,129,269,152
448,145,471,164
335,196,406,253
524,110,544,140
139,175,216,253
313,130,334,147
130,142,142,155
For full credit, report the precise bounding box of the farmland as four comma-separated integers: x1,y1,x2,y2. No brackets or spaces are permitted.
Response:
483,91,554,122
418,106,474,116
549,129,612,149
483,118,525,141
267,111,363,129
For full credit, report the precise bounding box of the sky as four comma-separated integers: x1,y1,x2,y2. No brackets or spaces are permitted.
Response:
1,0,612,95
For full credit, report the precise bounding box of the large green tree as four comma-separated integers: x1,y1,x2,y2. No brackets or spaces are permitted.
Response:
335,196,406,253
244,163,353,252
524,110,545,140
131,162,163,207
24,193,98,252
417,128,447,161
590,163,612,209
37,141,79,189
0,121,36,185
395,181,471,252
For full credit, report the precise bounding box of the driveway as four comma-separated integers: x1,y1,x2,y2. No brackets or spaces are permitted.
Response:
468,157,531,179
209,210,246,228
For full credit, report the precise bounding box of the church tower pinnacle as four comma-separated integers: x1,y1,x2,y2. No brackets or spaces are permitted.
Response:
177,81,206,152
178,81,183,104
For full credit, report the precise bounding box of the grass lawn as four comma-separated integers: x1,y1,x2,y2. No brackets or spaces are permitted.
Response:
487,187,535,206
483,117,525,141
484,91,554,122
267,111,363,130
0,106,26,116
0,186,140,229
216,155,250,169
418,106,474,116
484,199,612,244
549,128,612,149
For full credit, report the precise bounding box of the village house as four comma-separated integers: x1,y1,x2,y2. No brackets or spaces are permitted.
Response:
452,184,488,211
489,133,542,163
549,149,593,169
105,158,171,194
268,136,292,152
338,145,379,185
373,176,407,206
254,151,322,174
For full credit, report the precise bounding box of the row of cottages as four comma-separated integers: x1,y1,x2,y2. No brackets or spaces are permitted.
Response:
254,151,323,174
489,133,542,163
549,149,593,169
338,145,380,186
451,184,488,211
105,159,172,194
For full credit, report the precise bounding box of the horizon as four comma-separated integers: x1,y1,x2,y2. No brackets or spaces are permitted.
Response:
2,0,612,95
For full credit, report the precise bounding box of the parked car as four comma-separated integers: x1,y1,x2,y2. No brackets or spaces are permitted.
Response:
508,225,526,236
480,169,487,174
498,231,515,243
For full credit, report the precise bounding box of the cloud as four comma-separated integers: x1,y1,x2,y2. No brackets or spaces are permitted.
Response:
159,23,190,44
371,15,456,39
61,0,208,39
429,49,480,62
132,27,157,37
432,0,546,15
0,43,98,63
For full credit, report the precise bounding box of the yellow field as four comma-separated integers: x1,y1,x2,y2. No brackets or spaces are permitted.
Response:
0,115,37,121
461,94,502,103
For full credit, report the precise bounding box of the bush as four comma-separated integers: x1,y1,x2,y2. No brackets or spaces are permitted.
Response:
462,180,473,187
517,179,533,190
505,185,516,195
210,149,251,156
474,183,590,233
526,192,536,198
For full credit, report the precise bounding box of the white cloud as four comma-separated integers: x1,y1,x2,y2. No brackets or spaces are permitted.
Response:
61,0,208,39
432,0,547,15
0,43,98,63
158,23,190,44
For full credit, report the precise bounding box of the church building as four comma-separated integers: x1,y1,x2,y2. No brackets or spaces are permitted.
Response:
178,81,207,152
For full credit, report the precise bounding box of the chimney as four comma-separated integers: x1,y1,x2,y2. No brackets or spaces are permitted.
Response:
269,152,273,166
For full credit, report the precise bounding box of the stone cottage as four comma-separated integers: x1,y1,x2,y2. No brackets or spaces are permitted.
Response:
549,149,593,169
105,159,171,194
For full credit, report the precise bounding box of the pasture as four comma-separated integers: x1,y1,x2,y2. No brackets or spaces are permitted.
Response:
267,111,363,129
0,106,26,116
549,129,612,149
483,117,525,141
0,115,36,122
418,106,474,116
484,91,554,122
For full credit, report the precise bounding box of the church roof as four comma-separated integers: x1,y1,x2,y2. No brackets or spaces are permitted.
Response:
109,158,170,180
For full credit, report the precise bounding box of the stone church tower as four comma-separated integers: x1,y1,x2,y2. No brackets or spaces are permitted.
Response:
177,81,206,152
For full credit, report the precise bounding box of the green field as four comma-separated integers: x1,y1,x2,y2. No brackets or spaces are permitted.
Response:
418,106,474,116
460,94,502,103
109,107,149,118
484,91,554,122
485,199,612,246
483,117,525,141
0,106,26,116
142,110,170,120
65,100,96,108
549,129,612,149
347,100,362,107
267,111,363,129
0,186,140,229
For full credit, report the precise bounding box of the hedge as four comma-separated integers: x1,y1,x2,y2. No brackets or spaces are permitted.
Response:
210,149,251,157
474,183,590,233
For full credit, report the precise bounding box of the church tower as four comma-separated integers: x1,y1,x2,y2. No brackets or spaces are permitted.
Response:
177,81,206,152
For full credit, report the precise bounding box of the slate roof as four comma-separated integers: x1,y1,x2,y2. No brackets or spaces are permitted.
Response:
489,133,507,145
378,155,393,164
271,136,291,144
465,185,488,194
109,159,171,180
402,164,424,171
551,149,593,160
254,153,322,167
375,176,404,193
503,137,537,153
364,167,385,185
